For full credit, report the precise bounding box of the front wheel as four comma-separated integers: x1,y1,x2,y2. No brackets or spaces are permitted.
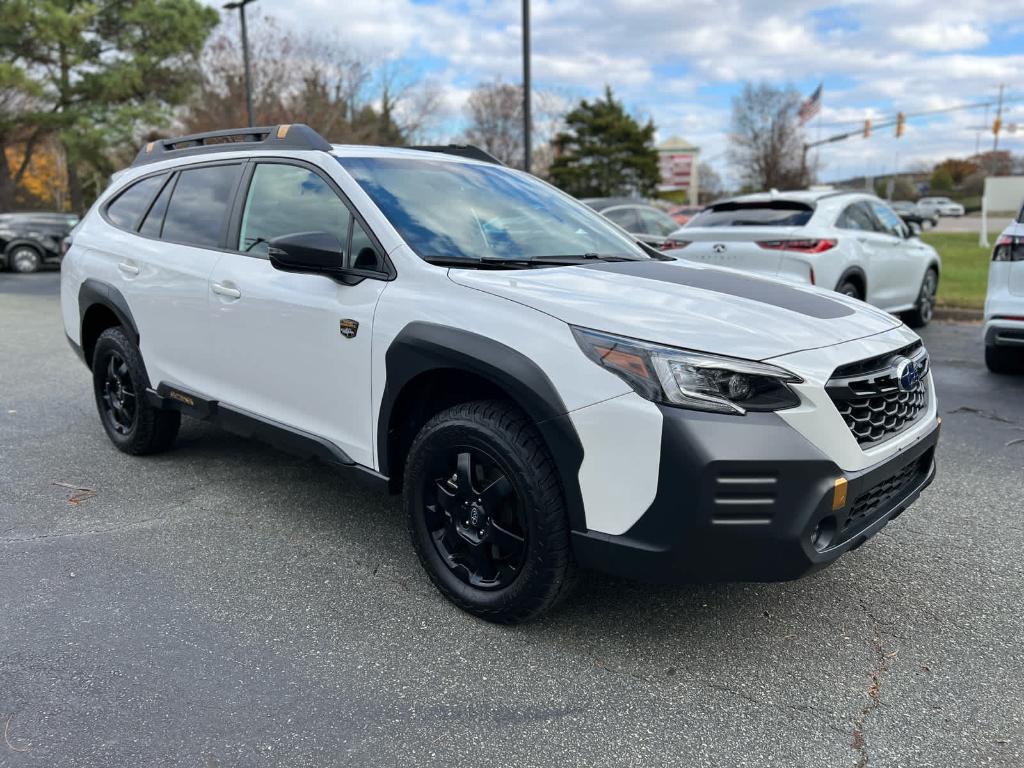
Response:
404,400,574,623
902,268,938,328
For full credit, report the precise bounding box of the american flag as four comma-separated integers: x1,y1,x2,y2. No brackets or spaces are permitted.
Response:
798,83,823,125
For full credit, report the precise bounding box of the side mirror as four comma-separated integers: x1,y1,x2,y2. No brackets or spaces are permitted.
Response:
268,231,344,276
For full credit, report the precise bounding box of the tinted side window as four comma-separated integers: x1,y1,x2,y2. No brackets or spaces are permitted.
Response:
139,175,175,238
106,174,166,230
238,163,351,255
837,203,876,232
638,207,678,236
604,207,640,231
162,164,243,248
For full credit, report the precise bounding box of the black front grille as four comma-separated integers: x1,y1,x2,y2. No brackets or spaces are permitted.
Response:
827,348,929,447
843,454,929,533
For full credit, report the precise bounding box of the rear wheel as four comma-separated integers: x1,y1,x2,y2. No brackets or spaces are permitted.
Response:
404,400,574,623
986,344,1023,374
836,279,862,301
903,268,938,328
92,327,180,454
9,245,41,273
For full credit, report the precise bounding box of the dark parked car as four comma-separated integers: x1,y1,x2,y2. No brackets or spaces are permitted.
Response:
890,201,937,234
581,197,686,249
0,211,79,273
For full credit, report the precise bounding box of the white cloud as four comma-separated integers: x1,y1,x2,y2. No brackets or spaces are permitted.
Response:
204,0,1024,185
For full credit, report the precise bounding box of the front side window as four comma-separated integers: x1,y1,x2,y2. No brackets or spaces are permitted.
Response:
869,201,906,237
106,174,166,230
238,163,352,256
604,207,641,232
162,163,243,248
638,207,679,236
338,157,648,262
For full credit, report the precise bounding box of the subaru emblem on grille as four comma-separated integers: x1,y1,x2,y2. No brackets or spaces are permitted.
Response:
712,243,727,254
894,357,919,392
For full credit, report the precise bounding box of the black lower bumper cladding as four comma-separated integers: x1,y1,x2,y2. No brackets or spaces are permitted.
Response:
572,407,940,583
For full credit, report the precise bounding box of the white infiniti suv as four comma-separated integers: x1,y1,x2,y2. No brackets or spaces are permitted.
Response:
60,125,940,623
984,212,1024,373
665,191,942,327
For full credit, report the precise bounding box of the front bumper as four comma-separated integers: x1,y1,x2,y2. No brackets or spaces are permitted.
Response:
572,406,940,583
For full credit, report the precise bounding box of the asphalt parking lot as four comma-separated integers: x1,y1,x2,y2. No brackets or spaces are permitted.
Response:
2,271,1022,767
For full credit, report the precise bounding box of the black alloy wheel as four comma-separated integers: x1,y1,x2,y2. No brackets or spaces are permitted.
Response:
423,446,527,589
91,326,180,454
404,400,575,623
100,352,138,436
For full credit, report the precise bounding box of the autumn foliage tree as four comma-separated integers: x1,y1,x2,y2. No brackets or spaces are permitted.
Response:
1,0,218,212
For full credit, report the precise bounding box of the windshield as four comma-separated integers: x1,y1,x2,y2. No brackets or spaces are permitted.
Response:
687,201,813,228
337,157,649,262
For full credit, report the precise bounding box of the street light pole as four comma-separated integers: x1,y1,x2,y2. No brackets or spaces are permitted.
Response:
522,0,531,173
224,0,257,127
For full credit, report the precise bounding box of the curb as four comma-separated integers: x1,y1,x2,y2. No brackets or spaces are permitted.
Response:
934,306,983,322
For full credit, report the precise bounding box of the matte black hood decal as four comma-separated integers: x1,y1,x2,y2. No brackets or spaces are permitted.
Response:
582,260,855,320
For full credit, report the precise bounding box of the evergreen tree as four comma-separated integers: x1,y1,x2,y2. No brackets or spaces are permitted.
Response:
0,0,218,211
548,86,659,198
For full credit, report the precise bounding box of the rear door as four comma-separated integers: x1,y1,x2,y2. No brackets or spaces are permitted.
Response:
103,162,243,392
836,201,897,308
205,159,390,468
866,200,921,308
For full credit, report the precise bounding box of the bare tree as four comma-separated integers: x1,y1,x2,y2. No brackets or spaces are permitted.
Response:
728,82,808,191
697,161,723,204
182,16,441,146
462,79,566,172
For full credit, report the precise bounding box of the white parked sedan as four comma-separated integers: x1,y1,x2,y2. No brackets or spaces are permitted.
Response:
664,190,942,326
984,214,1024,373
917,196,965,217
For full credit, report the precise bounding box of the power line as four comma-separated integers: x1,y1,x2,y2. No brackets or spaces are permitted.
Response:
813,94,1024,130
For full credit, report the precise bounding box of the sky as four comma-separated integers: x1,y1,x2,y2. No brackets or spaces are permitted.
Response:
209,0,1024,186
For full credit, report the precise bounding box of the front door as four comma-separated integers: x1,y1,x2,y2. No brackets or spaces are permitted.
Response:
206,160,389,468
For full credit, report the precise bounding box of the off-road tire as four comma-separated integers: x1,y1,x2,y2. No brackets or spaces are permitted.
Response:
404,399,575,624
92,327,180,454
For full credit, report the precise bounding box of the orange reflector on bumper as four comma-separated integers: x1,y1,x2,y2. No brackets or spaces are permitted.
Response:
832,477,848,511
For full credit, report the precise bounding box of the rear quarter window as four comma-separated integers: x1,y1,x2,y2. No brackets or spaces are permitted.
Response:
105,174,167,230
688,202,813,227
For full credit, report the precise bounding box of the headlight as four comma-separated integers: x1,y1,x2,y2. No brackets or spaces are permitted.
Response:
572,326,803,415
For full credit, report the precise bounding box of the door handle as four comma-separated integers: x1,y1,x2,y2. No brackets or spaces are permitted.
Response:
211,282,241,299
118,261,140,276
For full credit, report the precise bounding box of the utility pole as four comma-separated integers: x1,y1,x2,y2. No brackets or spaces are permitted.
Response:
522,0,532,173
224,0,257,127
993,84,1004,152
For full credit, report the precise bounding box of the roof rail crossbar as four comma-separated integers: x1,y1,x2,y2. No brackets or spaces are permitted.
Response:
131,124,332,167
410,145,504,165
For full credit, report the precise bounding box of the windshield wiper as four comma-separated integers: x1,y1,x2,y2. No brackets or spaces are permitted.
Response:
423,255,533,269
526,253,637,264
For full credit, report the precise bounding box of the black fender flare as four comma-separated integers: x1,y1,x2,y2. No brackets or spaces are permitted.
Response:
379,322,587,531
4,238,46,256
78,278,143,371
834,266,868,297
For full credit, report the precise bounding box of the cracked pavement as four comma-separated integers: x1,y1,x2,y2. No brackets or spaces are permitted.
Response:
1,272,1022,767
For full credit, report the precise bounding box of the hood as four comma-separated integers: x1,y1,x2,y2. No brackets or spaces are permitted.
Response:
447,259,902,361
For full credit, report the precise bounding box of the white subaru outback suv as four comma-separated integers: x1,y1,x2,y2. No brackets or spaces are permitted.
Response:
984,212,1024,373
61,125,940,623
666,191,941,327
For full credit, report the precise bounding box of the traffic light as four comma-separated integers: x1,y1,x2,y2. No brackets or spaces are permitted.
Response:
994,117,1002,136
863,119,872,138
895,112,906,138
